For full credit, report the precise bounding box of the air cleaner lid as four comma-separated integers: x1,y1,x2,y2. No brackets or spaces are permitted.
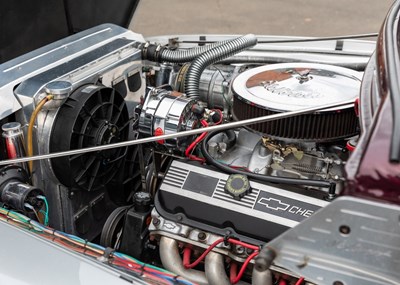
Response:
232,63,362,112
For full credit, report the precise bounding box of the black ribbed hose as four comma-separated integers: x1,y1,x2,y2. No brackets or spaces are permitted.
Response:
184,34,258,98
138,40,232,63
201,130,336,192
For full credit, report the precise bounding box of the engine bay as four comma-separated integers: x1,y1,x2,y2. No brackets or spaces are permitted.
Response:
0,22,395,285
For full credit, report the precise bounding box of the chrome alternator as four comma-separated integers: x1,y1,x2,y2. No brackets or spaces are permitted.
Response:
139,88,200,151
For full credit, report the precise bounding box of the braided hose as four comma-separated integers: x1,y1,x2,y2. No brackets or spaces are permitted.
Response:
184,34,258,98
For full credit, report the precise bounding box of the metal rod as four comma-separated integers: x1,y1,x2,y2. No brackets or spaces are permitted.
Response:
218,56,368,71
0,99,355,166
178,33,379,44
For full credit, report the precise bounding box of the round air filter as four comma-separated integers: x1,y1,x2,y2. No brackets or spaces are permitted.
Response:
232,63,361,142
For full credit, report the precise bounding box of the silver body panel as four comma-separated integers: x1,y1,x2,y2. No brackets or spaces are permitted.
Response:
0,220,146,285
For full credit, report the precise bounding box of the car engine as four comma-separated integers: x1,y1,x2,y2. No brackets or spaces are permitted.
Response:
0,24,375,285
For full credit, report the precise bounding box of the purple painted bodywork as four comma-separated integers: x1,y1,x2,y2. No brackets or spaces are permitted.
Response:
346,1,400,204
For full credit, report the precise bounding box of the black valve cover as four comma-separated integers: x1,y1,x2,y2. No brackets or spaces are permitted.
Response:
155,160,329,243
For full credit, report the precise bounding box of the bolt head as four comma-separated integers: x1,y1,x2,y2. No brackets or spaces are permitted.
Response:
197,232,207,241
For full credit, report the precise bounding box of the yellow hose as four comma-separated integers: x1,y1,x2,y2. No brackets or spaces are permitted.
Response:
27,95,53,172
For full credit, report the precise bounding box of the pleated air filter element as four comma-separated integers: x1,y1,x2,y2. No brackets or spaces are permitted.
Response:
232,63,361,142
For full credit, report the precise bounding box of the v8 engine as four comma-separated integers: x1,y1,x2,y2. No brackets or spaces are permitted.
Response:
0,24,365,285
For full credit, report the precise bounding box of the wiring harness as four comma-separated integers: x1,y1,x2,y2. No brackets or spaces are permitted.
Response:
0,206,195,285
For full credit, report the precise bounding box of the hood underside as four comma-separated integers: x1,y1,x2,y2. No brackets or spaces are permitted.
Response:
0,0,140,64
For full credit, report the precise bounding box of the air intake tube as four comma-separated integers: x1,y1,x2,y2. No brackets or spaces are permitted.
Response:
184,34,258,98
138,35,257,100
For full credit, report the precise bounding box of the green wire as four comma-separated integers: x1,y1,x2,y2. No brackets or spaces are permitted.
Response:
0,206,184,281
36,196,49,226
0,208,28,223
42,197,49,226
39,210,48,226
0,208,43,233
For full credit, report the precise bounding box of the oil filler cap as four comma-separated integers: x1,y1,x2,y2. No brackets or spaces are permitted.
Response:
224,174,251,200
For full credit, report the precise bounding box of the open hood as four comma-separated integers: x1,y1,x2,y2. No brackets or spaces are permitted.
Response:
0,0,140,63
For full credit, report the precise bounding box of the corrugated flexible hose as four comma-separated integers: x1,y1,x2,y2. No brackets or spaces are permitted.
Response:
184,34,258,98
159,40,230,63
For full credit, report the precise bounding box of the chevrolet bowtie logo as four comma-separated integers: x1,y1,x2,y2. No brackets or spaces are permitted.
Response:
258,197,290,211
